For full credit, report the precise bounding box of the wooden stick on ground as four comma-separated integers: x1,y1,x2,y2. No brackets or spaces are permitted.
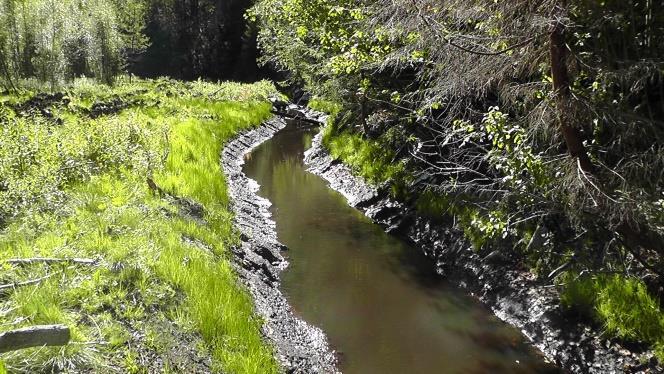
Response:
0,325,70,353
5,257,97,266
0,273,55,294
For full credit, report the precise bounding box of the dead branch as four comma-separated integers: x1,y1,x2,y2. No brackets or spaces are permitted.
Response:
0,325,70,353
0,273,56,294
5,257,97,266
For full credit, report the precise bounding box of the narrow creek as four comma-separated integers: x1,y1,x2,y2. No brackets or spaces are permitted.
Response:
243,124,560,374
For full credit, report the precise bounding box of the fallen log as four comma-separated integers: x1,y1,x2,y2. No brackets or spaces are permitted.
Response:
5,257,96,266
0,325,70,353
270,110,324,126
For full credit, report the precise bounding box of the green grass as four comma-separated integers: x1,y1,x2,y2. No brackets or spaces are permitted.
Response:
308,98,341,118
318,97,664,362
0,78,279,373
561,274,664,361
323,128,406,188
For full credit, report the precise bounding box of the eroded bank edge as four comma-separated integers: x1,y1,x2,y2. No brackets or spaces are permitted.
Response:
221,116,339,373
304,129,656,374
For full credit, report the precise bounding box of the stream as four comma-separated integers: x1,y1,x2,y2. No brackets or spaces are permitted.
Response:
242,124,560,374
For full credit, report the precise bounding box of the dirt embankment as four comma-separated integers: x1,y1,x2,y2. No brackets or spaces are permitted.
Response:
304,129,661,374
221,114,339,373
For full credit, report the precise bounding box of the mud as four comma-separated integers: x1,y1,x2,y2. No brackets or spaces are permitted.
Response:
304,128,662,374
221,116,338,373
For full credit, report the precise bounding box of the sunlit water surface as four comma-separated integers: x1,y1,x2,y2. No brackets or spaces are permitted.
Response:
242,125,559,374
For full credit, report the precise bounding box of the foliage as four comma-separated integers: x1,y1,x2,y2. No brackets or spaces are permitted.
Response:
135,0,260,81
0,0,136,89
0,78,279,373
455,108,549,190
250,0,390,99
255,0,664,356
114,0,151,73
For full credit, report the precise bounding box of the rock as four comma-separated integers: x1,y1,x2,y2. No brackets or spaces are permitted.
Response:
286,104,307,118
269,97,289,112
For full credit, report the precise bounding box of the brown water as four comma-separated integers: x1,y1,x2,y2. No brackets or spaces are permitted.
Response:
243,125,560,374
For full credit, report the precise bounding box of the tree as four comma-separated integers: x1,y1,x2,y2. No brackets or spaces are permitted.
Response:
253,0,664,282
115,0,150,81
550,0,594,173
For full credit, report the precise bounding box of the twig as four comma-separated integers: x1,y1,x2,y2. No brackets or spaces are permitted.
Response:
5,257,97,266
0,273,56,294
548,261,572,280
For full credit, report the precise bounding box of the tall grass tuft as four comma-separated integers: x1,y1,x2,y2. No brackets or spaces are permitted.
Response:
561,274,664,361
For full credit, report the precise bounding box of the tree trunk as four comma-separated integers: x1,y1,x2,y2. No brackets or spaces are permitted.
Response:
550,0,594,173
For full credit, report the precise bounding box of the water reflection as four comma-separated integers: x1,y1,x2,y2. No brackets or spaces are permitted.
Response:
243,125,559,374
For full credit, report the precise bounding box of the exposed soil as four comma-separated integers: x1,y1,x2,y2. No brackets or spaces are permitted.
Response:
9,92,145,120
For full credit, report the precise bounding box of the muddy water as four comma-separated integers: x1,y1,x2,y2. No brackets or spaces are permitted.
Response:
243,125,559,374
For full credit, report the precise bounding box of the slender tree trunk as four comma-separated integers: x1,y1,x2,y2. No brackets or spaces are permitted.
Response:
550,0,594,173
0,53,18,92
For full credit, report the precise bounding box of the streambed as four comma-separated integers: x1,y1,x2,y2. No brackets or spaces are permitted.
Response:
242,124,559,374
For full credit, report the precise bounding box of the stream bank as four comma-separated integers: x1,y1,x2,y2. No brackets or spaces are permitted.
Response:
221,114,338,373
304,129,659,373
221,103,661,373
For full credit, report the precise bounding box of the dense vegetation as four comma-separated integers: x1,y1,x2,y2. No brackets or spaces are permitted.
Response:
0,0,261,91
253,0,664,360
1,0,663,370
0,78,280,373
137,0,262,81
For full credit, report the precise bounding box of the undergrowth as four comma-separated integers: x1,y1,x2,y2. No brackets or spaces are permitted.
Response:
316,99,664,363
323,130,406,187
0,78,278,373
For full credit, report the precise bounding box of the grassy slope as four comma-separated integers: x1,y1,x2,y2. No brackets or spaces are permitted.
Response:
313,99,664,363
0,78,279,373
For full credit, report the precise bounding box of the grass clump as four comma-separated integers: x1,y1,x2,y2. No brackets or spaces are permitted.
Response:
0,78,278,373
308,98,341,119
313,98,405,188
561,274,664,361
323,130,406,187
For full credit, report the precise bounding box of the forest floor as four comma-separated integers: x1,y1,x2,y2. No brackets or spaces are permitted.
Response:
0,78,280,373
